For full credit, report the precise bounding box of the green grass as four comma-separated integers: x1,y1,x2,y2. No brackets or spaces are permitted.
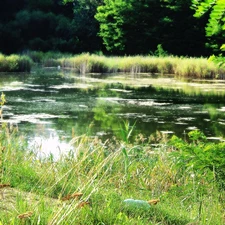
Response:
0,53,32,72
0,119,225,224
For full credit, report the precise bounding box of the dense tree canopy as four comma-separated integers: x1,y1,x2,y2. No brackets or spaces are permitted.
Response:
0,0,218,56
192,0,225,53
95,0,210,56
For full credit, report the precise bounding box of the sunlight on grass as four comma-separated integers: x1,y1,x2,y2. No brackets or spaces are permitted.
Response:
0,53,32,72
0,120,225,224
40,53,224,78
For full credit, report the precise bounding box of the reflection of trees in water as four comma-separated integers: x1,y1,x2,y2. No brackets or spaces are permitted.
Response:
4,71,225,142
203,104,225,137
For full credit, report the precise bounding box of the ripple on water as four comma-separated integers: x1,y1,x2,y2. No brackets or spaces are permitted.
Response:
186,126,198,130
109,88,132,93
178,106,191,109
217,107,225,112
50,84,93,89
177,117,195,121
15,98,56,103
117,113,147,119
5,113,70,124
160,131,174,134
126,99,171,106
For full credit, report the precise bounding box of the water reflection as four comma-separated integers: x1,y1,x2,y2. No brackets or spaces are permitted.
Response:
1,69,225,156
29,127,72,159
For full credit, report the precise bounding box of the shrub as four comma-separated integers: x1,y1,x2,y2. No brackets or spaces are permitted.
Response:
169,130,225,189
0,53,32,72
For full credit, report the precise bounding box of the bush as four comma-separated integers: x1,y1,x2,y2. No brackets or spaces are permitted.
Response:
0,53,32,72
169,130,225,188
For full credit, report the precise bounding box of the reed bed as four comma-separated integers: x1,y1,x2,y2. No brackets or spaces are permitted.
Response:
0,51,223,78
0,53,32,72
43,53,225,78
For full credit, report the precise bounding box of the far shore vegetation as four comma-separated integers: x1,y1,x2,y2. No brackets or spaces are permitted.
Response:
0,53,32,72
1,51,225,79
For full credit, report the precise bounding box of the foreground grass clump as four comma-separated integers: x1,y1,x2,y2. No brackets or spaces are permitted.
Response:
0,53,32,72
41,53,225,78
0,120,225,224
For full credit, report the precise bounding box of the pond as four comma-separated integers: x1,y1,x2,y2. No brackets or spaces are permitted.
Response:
1,68,225,157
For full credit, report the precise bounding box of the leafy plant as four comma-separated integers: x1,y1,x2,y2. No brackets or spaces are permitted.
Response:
151,44,168,57
192,0,225,54
170,130,225,188
192,0,225,37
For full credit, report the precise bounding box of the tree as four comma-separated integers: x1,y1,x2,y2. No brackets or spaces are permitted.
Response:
95,0,130,54
63,0,104,53
0,0,80,53
192,0,225,52
96,0,209,56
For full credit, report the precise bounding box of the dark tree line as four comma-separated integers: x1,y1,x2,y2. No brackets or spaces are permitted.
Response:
0,0,102,54
0,0,220,56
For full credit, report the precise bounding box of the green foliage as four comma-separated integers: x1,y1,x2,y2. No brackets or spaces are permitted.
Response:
96,0,208,55
0,0,210,56
95,0,130,53
0,92,6,121
0,53,32,72
1,122,225,223
170,130,225,188
192,0,225,53
151,44,168,57
119,120,136,144
0,0,78,54
192,0,225,37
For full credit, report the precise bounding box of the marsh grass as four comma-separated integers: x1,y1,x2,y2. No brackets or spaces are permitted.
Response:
1,51,223,77
0,53,32,72
41,53,225,78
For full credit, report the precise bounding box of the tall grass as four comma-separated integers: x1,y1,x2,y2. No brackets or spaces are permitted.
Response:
0,53,32,72
1,51,224,77
0,117,225,224
41,53,225,78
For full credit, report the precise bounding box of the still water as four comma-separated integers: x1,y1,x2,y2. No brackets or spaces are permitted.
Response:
1,68,225,157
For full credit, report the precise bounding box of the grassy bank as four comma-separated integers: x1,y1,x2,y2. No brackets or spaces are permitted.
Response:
0,53,32,72
42,53,225,78
1,117,225,224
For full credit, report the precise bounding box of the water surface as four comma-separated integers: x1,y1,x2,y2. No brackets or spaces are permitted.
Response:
1,69,225,157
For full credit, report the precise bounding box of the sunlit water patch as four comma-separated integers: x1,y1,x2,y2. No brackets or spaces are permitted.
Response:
29,129,72,160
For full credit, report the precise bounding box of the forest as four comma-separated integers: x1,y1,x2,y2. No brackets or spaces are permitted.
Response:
1,0,224,56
